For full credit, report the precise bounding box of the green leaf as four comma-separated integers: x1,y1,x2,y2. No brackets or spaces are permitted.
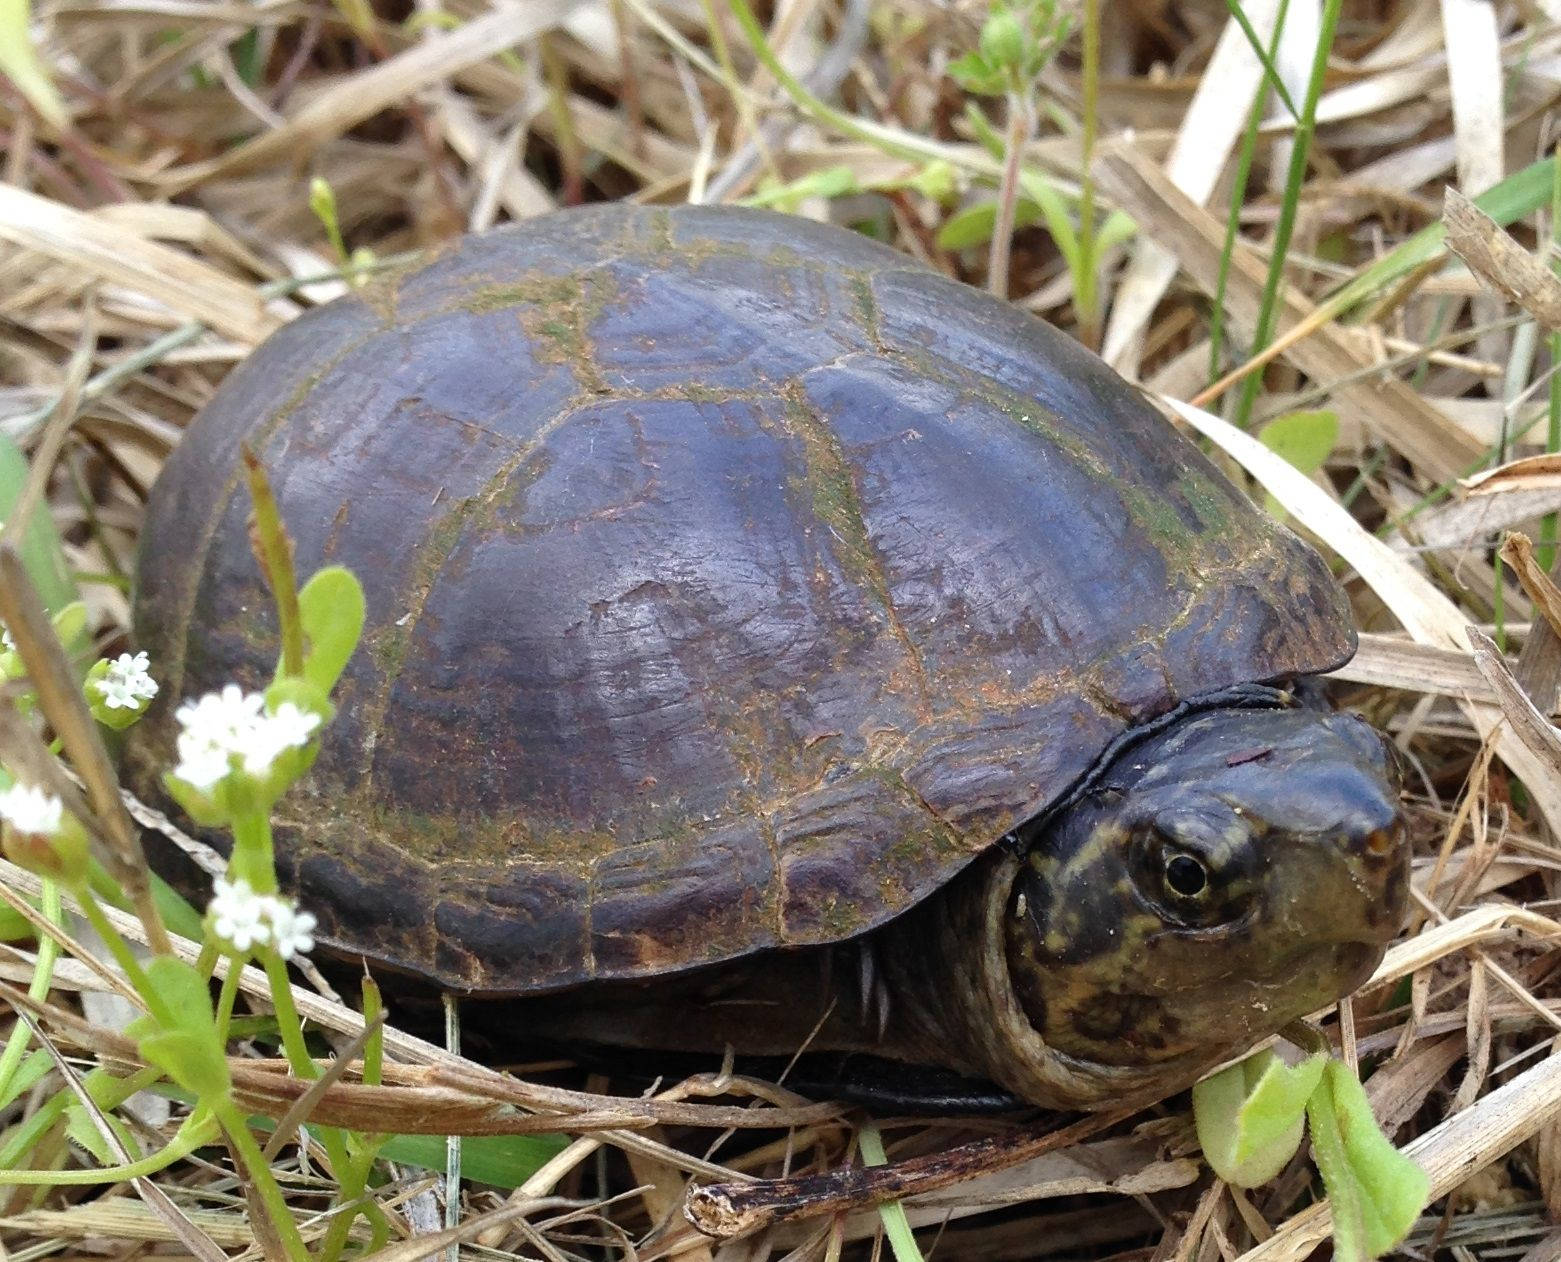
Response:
149,872,205,943
947,50,1005,96
1194,1048,1326,1187
88,863,204,943
936,197,1045,250
962,101,1005,157
295,565,365,695
0,432,77,616
743,166,862,213
1257,409,1338,519
309,176,349,267
375,1133,569,1189
0,902,33,940
1095,209,1138,254
0,1047,52,1111
0,0,66,128
1017,168,1081,273
65,1101,140,1167
1307,1060,1429,1262
125,957,231,1100
902,160,959,205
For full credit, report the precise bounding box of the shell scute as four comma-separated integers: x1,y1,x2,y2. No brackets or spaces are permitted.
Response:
584,252,873,394
773,772,968,942
589,819,778,977
430,862,591,993
900,697,1121,841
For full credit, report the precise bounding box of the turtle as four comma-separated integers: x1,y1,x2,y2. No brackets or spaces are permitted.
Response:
127,203,1409,1111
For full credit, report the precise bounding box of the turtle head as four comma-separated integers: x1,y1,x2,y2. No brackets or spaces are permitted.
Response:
1004,705,1408,1089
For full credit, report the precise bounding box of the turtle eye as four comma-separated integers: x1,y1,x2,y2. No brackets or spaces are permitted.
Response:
1164,852,1209,899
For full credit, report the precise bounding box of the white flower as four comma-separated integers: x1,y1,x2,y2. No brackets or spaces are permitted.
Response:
207,876,317,959
0,783,63,837
93,651,159,711
240,702,321,775
172,685,320,791
268,900,318,960
0,624,13,653
209,876,272,951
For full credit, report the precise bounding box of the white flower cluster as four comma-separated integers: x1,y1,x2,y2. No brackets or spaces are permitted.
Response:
209,876,318,959
173,685,321,791
93,651,159,712
0,783,62,837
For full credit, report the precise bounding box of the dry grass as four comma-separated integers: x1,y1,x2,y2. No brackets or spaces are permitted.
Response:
4,0,1561,1259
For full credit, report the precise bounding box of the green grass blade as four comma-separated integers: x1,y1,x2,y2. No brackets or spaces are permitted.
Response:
1234,0,1342,428
859,1124,925,1262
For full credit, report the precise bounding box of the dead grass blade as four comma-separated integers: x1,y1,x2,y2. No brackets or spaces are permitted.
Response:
1467,625,1561,773
1096,143,1486,480
0,547,169,952
163,1,588,186
0,185,277,342
10,1009,230,1262
1101,0,1283,369
1331,633,1498,704
683,1104,1142,1239
1444,187,1561,331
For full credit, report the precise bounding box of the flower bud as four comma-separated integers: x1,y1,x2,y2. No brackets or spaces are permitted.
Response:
0,783,89,886
85,651,159,730
979,8,1025,70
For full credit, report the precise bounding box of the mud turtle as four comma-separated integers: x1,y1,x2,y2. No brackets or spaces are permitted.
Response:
129,204,1408,1109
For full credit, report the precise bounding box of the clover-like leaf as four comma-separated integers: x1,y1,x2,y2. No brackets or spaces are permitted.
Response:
295,565,365,696
1258,409,1338,520
1308,1059,1429,1262
125,957,231,1101
1193,1047,1326,1187
936,197,1046,250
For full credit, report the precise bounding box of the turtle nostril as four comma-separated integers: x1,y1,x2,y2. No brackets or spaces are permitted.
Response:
1361,822,1402,857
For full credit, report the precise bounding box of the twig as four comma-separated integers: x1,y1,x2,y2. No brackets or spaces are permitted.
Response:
684,1104,1140,1238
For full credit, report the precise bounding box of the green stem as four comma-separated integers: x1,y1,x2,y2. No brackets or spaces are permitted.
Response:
0,1107,217,1184
78,894,173,1028
229,810,277,894
261,953,314,1079
1494,554,1508,654
260,951,360,1248
0,880,61,1103
1076,0,1100,348
213,956,244,1045
216,1099,312,1262
1542,151,1561,572
1221,0,1300,118
988,90,1030,298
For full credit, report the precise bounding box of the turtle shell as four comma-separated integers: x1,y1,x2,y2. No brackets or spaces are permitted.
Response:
127,204,1354,995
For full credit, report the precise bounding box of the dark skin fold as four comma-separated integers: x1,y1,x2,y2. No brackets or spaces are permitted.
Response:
510,700,1409,1110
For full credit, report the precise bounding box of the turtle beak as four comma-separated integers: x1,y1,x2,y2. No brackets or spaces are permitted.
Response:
1255,746,1410,973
